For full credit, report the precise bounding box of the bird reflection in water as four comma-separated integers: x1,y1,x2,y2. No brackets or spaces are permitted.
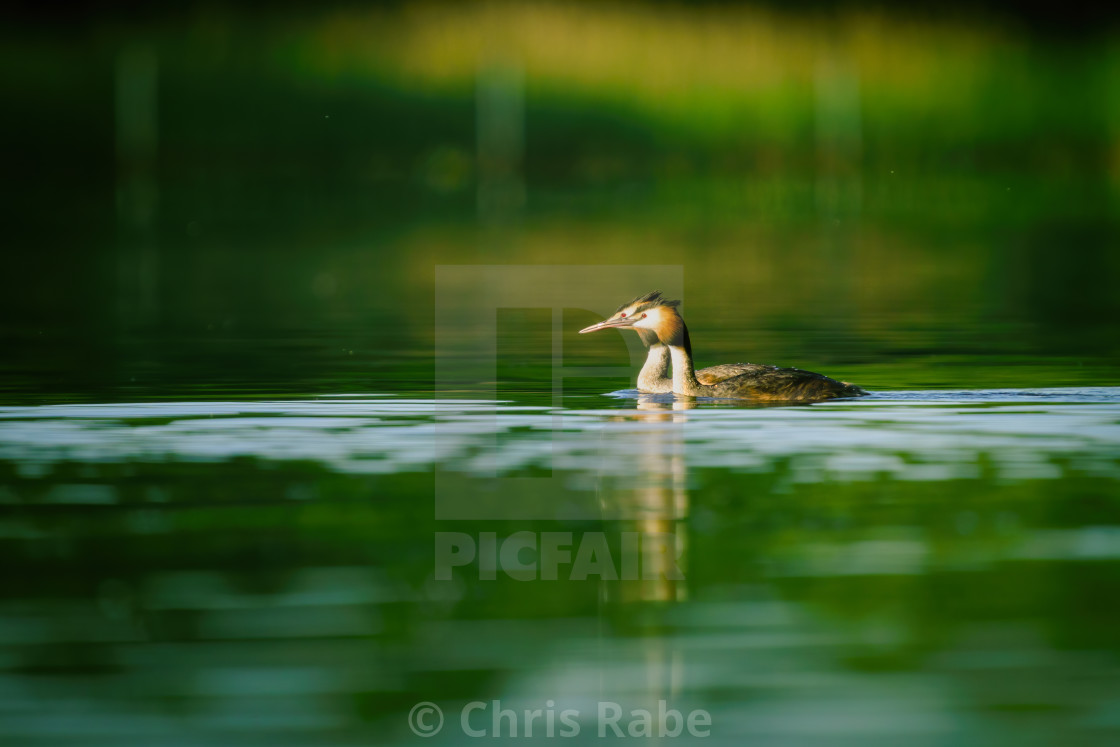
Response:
597,395,696,709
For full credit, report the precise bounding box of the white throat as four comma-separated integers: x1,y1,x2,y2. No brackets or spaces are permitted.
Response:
637,343,672,393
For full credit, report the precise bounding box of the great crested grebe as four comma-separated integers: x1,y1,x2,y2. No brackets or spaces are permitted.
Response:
581,291,866,401
579,291,768,393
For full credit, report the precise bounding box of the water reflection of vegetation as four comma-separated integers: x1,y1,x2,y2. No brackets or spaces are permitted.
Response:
4,443,1118,720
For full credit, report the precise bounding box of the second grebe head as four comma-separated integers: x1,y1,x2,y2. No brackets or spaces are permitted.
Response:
629,296,689,352
579,290,672,337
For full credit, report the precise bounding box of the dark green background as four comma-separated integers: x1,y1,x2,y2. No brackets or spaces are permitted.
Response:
3,2,1118,404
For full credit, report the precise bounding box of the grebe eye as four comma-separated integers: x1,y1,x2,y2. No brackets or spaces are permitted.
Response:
642,313,647,318
619,313,626,318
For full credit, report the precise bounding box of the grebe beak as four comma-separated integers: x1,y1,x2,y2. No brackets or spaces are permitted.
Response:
578,316,638,334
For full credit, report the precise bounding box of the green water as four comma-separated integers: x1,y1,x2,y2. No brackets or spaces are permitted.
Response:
4,4,1120,745
1,390,1119,745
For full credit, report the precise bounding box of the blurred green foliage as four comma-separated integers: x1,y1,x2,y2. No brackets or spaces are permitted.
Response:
1,1,1118,402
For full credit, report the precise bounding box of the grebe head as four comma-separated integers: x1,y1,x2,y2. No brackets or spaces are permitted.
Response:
629,295,689,353
579,290,674,338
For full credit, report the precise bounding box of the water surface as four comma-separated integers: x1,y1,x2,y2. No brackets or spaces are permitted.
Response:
1,388,1118,745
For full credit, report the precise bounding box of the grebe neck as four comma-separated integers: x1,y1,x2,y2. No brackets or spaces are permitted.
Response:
663,319,705,396
637,343,670,392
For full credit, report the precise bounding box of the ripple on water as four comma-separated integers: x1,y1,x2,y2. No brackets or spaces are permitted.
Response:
0,389,1116,497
